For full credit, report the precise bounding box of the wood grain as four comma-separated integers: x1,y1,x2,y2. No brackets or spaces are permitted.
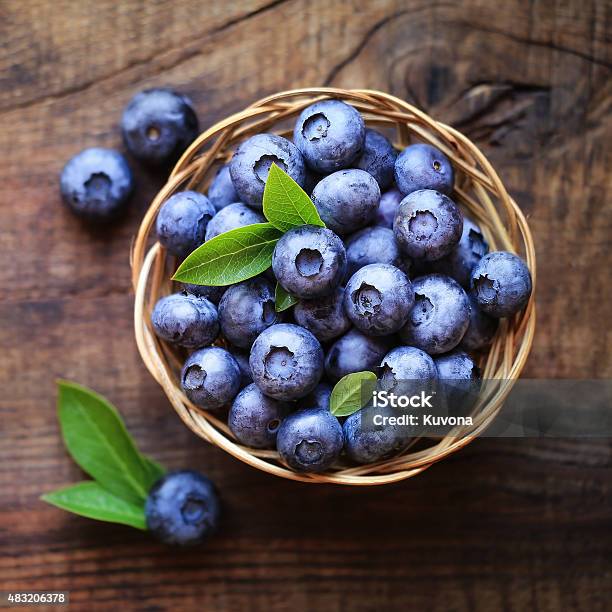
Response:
0,0,610,610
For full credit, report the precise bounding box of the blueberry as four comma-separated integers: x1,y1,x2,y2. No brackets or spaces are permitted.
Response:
60,147,134,222
181,347,241,410
228,383,290,449
121,88,198,166
230,348,253,388
297,383,332,411
207,164,239,211
343,404,412,464
399,274,470,354
354,129,397,190
434,349,481,414
325,328,391,382
272,225,346,299
460,293,499,351
345,226,406,279
156,191,215,258
229,133,306,208
379,345,438,390
151,292,218,348
430,218,488,287
218,277,279,348
394,143,454,196
470,251,532,318
205,203,265,240
344,264,414,336
293,99,365,173
311,169,380,235
303,168,326,195
145,470,220,546
394,189,463,261
376,187,403,229
293,287,351,342
276,408,343,473
182,283,226,306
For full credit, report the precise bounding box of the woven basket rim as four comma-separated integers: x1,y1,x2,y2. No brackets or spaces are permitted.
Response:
131,87,536,486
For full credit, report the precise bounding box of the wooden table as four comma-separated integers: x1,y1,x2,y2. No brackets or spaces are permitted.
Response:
1,1,610,610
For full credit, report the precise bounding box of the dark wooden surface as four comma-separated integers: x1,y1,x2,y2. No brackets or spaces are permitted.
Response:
1,1,611,610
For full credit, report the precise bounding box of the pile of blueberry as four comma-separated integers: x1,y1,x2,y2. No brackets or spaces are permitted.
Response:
60,91,532,474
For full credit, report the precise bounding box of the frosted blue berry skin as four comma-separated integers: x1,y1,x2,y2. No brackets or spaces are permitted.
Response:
218,278,279,349
430,218,488,288
394,143,454,196
230,348,253,388
298,383,333,411
399,274,470,354
228,383,291,449
376,187,403,229
121,88,198,166
470,251,532,318
182,284,226,306
249,324,324,400
181,347,241,410
151,293,219,348
229,133,306,208
293,99,365,173
207,164,239,211
379,346,438,389
460,293,498,351
272,225,347,299
60,147,134,222
344,264,414,336
325,329,391,382
311,169,380,235
354,129,397,190
204,203,265,240
156,191,215,258
394,189,463,262
345,226,407,279
293,287,351,343
276,408,343,473
434,349,481,413
145,470,220,546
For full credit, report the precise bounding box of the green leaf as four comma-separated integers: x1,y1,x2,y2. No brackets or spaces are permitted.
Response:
330,371,378,417
173,223,282,286
141,455,166,489
275,283,299,312
57,380,152,505
42,482,147,530
263,164,325,232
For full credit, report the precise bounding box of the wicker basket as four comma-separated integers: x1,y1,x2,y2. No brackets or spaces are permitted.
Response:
131,87,536,485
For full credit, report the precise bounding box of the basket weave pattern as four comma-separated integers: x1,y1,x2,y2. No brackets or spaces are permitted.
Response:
131,88,536,485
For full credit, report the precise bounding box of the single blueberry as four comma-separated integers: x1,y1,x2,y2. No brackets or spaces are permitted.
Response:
60,147,134,222
205,203,265,241
394,143,454,196
470,251,532,318
344,264,414,336
181,347,241,410
345,226,407,279
297,383,333,411
434,349,481,415
272,225,346,299
156,191,215,258
379,345,439,391
293,286,351,342
325,328,391,382
249,323,324,400
430,217,488,288
276,408,344,473
311,169,380,235
218,277,279,349
399,274,470,354
354,129,397,190
376,187,403,229
145,470,220,546
151,292,219,348
435,349,480,381
228,383,291,449
460,293,499,351
229,133,306,208
121,88,199,166
394,189,463,261
207,164,239,211
229,348,254,388
182,283,226,306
